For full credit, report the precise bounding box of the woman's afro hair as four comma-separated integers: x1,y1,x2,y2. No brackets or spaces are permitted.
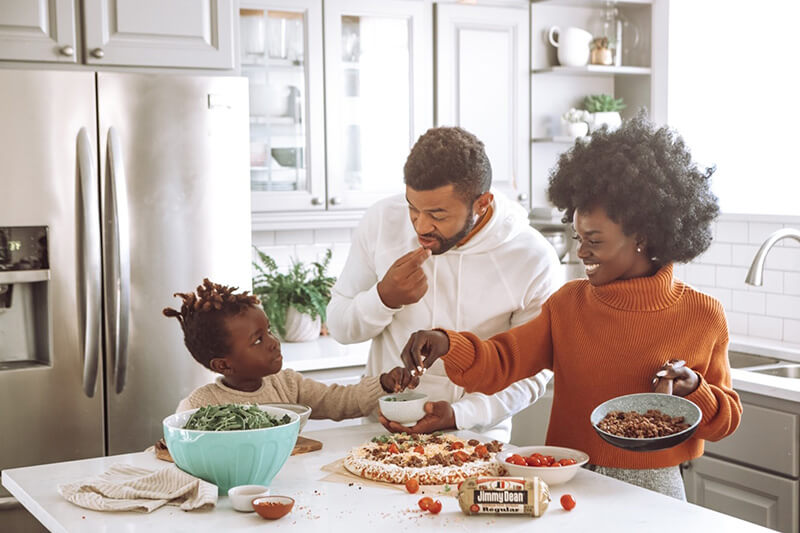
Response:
547,112,719,264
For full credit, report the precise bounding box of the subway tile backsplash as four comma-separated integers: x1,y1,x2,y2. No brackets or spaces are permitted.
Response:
679,214,800,343
252,213,800,345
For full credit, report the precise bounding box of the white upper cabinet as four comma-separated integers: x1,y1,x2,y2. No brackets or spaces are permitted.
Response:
324,0,433,211
82,0,234,68
0,0,78,63
436,2,530,209
0,0,235,69
240,0,326,212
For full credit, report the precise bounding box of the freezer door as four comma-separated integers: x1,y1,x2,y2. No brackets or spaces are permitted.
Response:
0,70,105,469
96,73,252,454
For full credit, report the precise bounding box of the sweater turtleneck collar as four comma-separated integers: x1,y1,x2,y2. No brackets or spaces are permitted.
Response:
591,263,684,312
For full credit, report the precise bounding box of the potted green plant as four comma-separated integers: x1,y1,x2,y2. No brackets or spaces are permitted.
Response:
583,94,626,132
252,248,336,342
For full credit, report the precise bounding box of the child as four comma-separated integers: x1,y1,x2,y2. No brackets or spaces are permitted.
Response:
164,279,414,418
396,115,742,500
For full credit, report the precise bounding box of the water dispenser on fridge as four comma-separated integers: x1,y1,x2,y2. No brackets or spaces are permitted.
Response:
0,226,49,370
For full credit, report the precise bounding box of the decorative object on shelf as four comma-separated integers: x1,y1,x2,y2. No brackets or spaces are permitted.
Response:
583,94,625,132
252,248,336,342
600,1,640,67
561,108,591,139
547,26,592,67
241,9,266,59
590,37,614,66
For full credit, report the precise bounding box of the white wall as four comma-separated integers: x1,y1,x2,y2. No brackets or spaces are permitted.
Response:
667,0,800,216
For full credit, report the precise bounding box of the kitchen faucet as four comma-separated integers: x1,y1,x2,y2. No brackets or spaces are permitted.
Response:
745,228,800,286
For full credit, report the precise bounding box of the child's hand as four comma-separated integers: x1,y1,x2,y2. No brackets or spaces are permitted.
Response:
380,366,419,393
651,359,699,397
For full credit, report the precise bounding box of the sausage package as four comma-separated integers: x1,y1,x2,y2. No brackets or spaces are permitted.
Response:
457,476,550,517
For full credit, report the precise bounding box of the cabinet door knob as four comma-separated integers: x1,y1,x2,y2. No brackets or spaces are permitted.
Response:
311,197,322,205
59,45,74,57
517,193,529,201
90,48,105,59
329,196,342,205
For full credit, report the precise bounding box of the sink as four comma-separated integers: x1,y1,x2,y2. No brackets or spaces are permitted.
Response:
728,351,780,369
747,364,800,379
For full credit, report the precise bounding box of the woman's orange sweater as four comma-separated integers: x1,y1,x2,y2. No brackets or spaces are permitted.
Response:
443,264,742,469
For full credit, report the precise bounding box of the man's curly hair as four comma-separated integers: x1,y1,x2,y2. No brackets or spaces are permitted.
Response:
404,126,491,203
163,278,260,369
547,113,719,264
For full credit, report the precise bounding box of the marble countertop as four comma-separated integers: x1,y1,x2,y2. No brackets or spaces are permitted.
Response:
2,423,772,533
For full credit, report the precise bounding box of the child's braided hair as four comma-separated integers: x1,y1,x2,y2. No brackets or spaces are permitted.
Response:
163,278,260,369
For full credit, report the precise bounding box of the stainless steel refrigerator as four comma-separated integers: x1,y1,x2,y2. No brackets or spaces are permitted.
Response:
0,70,252,478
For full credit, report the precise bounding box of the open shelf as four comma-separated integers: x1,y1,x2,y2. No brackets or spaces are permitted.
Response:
532,65,651,76
532,136,590,144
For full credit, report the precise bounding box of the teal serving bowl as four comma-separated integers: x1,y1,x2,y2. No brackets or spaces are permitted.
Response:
163,405,299,493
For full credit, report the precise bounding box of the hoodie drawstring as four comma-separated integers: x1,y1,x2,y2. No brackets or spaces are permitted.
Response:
455,254,463,330
431,256,438,329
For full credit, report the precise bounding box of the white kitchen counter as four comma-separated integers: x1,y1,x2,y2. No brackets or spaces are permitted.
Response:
280,336,369,372
729,335,800,403
2,423,771,532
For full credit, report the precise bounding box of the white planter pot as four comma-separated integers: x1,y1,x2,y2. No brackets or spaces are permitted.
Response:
283,307,321,342
589,111,622,132
562,120,589,139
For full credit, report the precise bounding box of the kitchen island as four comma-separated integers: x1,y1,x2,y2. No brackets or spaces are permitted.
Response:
3,423,771,532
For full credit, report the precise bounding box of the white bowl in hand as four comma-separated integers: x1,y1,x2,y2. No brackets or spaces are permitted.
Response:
378,391,428,427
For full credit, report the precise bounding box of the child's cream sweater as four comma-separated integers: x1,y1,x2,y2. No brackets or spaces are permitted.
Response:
176,369,385,421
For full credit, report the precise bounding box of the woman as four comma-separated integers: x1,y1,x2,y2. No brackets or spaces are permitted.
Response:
397,114,742,499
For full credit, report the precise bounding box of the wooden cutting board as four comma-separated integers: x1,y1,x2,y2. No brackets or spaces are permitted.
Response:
292,436,323,455
154,435,323,462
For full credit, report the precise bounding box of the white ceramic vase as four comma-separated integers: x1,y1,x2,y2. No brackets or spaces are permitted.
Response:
589,111,622,132
283,307,321,342
562,120,589,139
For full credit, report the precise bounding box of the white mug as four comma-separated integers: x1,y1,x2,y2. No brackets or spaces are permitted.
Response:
548,26,592,67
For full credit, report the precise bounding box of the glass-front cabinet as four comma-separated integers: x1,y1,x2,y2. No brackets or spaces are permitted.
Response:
323,0,432,211
239,0,325,212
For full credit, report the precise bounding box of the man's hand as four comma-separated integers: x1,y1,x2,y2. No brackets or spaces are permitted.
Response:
377,247,431,309
379,366,419,393
379,401,456,434
400,330,450,377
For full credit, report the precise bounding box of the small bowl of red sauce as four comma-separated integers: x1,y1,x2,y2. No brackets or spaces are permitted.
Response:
252,495,295,520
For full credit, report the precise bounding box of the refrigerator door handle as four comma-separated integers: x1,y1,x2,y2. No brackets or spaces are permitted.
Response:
76,128,101,398
104,127,131,394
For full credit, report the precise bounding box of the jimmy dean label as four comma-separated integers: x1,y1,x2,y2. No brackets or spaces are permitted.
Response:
458,476,551,518
474,489,528,504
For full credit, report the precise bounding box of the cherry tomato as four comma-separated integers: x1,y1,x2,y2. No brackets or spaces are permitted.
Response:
525,456,543,467
405,478,419,494
413,445,425,454
388,443,399,454
506,454,527,466
428,500,443,514
453,450,470,462
560,494,576,511
474,444,488,458
418,496,433,511
560,458,576,466
450,441,464,450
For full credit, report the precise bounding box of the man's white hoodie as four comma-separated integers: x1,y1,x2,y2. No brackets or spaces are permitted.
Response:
327,192,562,441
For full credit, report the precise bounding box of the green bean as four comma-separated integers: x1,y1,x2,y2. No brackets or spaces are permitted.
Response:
183,404,291,431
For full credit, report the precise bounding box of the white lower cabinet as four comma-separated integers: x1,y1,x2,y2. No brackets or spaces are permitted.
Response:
684,455,798,533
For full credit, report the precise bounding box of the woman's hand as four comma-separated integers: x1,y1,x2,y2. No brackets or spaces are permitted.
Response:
379,366,419,393
652,359,699,397
399,330,450,377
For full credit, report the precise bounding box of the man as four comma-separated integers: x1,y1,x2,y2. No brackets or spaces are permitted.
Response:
326,126,562,441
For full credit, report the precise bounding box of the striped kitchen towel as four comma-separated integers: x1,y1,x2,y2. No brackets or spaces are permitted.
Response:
58,463,217,512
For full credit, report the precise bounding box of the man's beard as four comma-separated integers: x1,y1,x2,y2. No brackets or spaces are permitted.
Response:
422,211,476,255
